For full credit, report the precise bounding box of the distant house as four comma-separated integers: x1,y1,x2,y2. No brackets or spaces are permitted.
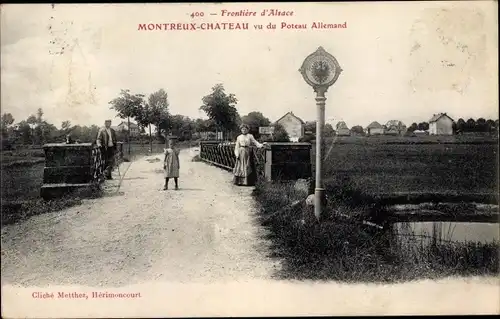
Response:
366,121,385,135
336,121,351,136
429,113,454,135
275,111,305,142
196,131,216,140
385,120,407,136
115,121,140,137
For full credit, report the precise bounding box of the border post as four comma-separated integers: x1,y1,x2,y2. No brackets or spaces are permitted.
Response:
299,46,342,221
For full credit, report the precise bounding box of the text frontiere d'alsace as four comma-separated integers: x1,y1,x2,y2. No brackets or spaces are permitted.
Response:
138,22,347,31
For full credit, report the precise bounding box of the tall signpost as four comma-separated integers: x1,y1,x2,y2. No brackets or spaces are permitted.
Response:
299,47,342,221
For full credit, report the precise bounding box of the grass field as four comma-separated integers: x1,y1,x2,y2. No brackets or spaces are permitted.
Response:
318,142,498,196
319,133,498,145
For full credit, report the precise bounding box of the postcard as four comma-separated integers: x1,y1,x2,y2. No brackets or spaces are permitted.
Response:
1,1,499,318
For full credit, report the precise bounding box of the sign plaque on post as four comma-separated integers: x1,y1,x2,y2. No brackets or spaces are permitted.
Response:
299,46,342,221
259,126,275,135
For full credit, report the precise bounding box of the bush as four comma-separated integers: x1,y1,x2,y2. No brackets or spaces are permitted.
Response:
272,124,290,142
299,135,315,143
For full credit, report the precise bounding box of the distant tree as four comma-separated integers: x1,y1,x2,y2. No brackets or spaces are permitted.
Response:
408,122,418,132
109,89,146,154
200,84,240,140
177,116,195,141
26,115,38,145
302,121,335,137
168,115,192,139
240,111,271,139
36,108,43,124
456,118,466,133
61,120,72,132
1,113,15,137
135,89,170,150
1,113,14,127
350,125,364,135
26,115,37,125
417,122,429,131
324,123,335,137
147,89,170,137
16,121,33,144
465,118,476,132
194,118,216,133
271,123,289,142
484,119,496,134
25,109,45,145
476,118,487,132
39,121,58,144
304,121,316,133
66,125,100,143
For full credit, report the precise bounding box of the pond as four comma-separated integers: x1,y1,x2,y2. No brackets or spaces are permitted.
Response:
383,221,499,273
394,221,499,244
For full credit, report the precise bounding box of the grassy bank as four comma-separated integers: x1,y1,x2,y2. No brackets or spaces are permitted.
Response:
252,180,499,282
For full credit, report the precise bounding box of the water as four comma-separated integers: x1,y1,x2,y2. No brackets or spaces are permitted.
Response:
394,221,500,244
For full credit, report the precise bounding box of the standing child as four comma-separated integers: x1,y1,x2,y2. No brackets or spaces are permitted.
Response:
163,136,180,190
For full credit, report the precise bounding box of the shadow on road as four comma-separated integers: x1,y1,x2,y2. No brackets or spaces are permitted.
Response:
159,188,205,192
121,177,147,181
101,191,126,198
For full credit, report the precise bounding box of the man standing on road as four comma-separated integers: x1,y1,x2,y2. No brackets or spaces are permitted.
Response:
96,119,117,180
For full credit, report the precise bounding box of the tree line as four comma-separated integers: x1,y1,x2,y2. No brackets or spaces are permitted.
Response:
1,83,292,150
3,83,497,150
406,118,499,133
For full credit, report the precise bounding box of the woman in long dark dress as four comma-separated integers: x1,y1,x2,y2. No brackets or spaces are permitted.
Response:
233,124,265,186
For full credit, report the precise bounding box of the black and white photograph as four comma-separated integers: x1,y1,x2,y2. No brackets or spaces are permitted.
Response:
1,2,498,317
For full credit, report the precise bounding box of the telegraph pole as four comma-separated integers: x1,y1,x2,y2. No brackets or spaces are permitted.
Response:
299,47,342,221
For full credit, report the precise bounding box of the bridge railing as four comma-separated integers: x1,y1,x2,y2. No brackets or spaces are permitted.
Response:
40,142,123,199
199,140,311,182
199,141,266,176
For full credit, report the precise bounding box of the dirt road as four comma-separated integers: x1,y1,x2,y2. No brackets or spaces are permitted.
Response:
1,149,279,287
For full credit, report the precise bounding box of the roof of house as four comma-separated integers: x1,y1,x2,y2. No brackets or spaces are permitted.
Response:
275,111,305,125
366,121,383,129
336,121,349,130
117,121,139,128
429,113,454,123
386,120,406,128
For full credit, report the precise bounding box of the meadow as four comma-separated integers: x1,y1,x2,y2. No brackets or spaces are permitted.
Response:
318,141,498,196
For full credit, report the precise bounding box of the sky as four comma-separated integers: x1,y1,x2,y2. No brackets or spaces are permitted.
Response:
1,2,498,129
